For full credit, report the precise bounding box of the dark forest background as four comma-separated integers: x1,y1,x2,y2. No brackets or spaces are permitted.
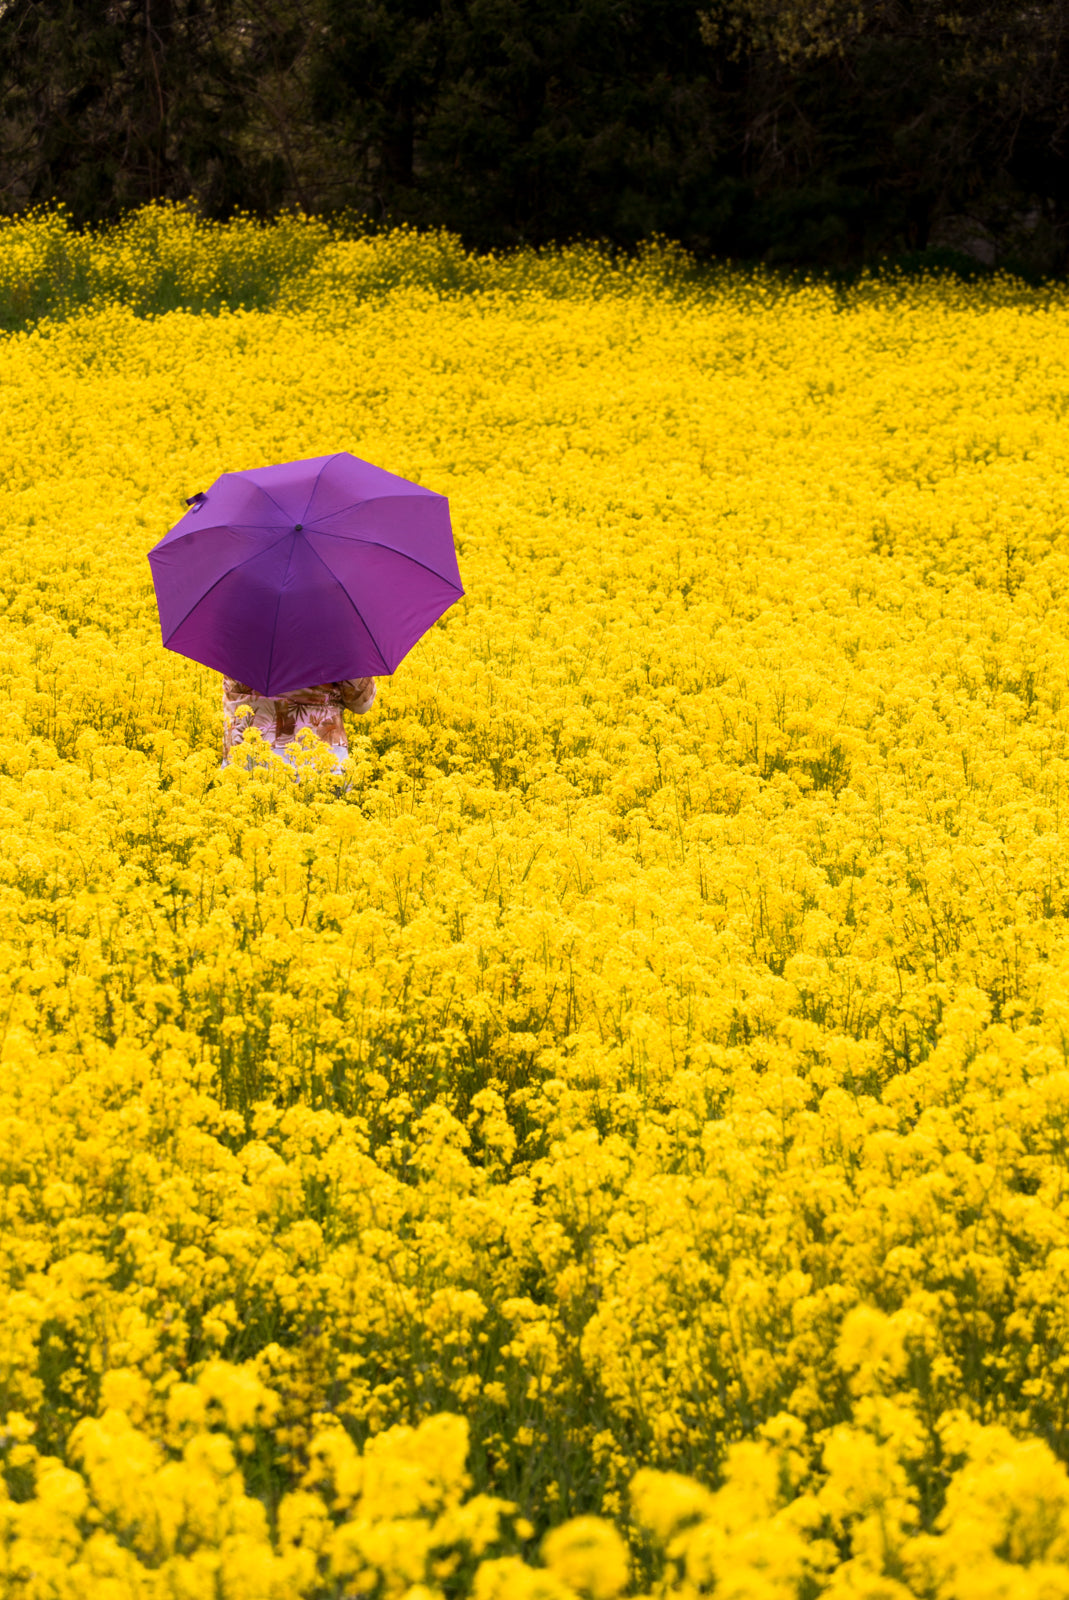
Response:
1,0,1067,273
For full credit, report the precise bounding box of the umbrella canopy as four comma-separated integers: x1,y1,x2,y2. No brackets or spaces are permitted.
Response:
148,453,463,697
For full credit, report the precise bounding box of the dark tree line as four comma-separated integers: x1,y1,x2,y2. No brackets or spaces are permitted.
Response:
0,0,1067,271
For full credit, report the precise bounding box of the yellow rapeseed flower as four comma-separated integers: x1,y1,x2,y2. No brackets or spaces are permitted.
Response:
0,205,1067,1596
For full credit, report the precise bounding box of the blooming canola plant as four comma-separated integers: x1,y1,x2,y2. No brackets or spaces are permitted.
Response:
0,209,1069,1594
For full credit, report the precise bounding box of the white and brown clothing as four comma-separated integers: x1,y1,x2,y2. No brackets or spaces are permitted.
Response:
222,677,376,768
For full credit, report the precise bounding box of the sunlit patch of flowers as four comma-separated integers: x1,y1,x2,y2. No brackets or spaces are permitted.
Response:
1,209,1069,1595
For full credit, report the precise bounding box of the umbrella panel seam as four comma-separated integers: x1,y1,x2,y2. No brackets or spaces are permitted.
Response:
242,477,301,527
156,519,293,553
300,535,393,676
156,527,295,643
306,530,463,590
306,491,444,529
262,535,300,694
300,454,341,525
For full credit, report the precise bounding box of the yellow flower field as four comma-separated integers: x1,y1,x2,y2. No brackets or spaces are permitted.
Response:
2,209,1069,1596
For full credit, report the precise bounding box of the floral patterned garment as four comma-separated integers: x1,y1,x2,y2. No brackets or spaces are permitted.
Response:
222,677,376,768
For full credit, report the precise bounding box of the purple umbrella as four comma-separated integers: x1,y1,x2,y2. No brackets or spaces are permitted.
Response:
147,452,463,697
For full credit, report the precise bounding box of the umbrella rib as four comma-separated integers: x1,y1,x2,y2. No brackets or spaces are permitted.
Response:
262,535,299,693
310,492,441,526
247,481,298,524
300,454,341,524
308,530,462,588
302,537,392,671
159,528,294,641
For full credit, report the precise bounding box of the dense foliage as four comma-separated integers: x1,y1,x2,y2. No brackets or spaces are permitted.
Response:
1,206,1069,1594
0,0,1067,270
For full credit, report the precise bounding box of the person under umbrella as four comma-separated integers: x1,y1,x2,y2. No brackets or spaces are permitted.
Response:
147,453,464,773
221,672,377,769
